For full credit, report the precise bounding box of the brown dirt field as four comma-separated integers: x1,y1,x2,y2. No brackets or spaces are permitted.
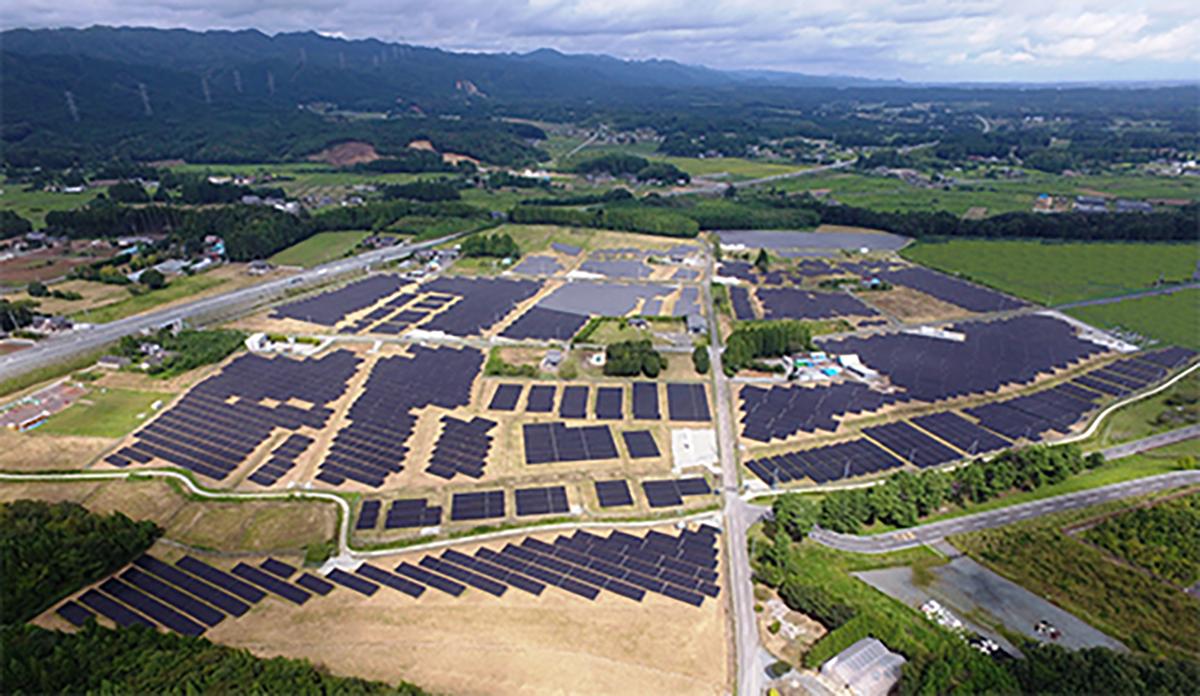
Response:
211,531,726,696
408,140,436,151
0,242,118,286
5,279,130,315
868,286,973,324
165,500,337,553
962,206,988,220
307,141,381,167
75,478,187,522
0,429,112,471
814,224,895,236
442,152,480,165
0,343,28,355
92,365,215,394
0,479,107,505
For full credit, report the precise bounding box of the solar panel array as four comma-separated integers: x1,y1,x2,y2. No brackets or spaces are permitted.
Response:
356,500,381,529
822,315,1108,403
317,346,482,488
632,382,661,420
247,434,314,487
500,306,590,341
666,383,711,422
426,416,496,480
757,287,881,321
745,438,905,486
526,384,556,412
515,486,570,516
875,266,1029,313
729,286,756,320
1137,345,1196,369
595,479,634,507
271,275,404,326
451,490,506,521
524,422,620,464
419,276,541,336
560,385,589,419
488,384,524,411
739,382,900,443
595,386,624,420
622,431,661,459
108,351,360,478
642,477,713,508
909,412,1011,455
862,421,962,469
59,554,333,635
385,498,444,528
966,386,1097,441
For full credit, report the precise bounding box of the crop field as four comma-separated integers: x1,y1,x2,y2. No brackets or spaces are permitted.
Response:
951,492,1200,659
169,163,448,199
901,239,1200,306
268,231,369,268
658,156,810,181
1067,288,1200,350
0,178,100,227
37,388,172,438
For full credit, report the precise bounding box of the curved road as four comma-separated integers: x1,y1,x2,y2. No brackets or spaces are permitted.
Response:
811,468,1200,554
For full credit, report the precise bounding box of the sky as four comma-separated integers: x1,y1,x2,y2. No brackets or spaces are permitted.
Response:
2,0,1198,82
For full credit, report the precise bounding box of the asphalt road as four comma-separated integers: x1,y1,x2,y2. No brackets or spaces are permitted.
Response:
811,466,1200,555
704,264,765,696
0,233,462,383
1054,282,1200,310
1100,424,1200,460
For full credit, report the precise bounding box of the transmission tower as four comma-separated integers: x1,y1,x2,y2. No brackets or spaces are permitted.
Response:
64,91,80,122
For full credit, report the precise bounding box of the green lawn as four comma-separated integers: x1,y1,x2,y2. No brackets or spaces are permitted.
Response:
901,239,1199,306
268,231,369,268
1067,288,1200,350
78,274,228,324
38,388,173,438
658,156,810,182
1075,372,1199,450
0,178,101,228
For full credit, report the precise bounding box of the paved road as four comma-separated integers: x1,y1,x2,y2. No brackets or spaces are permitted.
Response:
0,233,466,383
704,261,764,696
1100,424,1200,460
1054,282,1200,310
811,467,1200,554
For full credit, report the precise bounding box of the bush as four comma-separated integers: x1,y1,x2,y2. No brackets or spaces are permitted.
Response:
692,345,711,374
603,340,664,378
139,268,166,290
768,620,782,634
779,578,857,630
484,349,537,377
461,232,520,259
26,281,48,297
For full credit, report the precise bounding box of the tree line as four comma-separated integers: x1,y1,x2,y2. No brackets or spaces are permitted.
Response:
461,232,521,259
603,340,665,378
722,320,813,375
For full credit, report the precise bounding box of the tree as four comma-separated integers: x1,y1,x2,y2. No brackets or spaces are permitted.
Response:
754,248,771,273
773,494,818,539
107,182,150,203
139,268,166,290
26,281,48,298
692,345,711,374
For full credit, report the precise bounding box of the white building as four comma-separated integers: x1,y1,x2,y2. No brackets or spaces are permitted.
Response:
820,638,906,696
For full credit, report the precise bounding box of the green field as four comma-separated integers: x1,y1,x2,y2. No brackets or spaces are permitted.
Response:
1076,372,1199,450
658,156,809,182
37,388,172,438
952,492,1200,659
0,178,101,227
169,162,448,202
268,231,369,268
77,273,228,324
902,239,1200,305
1067,289,1200,350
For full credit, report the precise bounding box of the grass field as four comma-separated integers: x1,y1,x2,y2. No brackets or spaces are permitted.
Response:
1075,372,1199,450
1067,288,1200,350
0,177,100,227
268,230,369,267
78,273,229,324
37,388,171,438
658,156,809,182
951,492,1200,659
901,239,1200,306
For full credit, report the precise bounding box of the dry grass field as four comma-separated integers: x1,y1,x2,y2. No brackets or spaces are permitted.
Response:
866,285,973,324
0,428,112,471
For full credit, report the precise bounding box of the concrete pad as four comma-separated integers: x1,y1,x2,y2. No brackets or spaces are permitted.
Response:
672,428,719,474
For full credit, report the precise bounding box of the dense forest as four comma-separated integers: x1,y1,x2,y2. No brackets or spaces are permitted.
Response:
1083,492,1200,587
721,319,814,375
0,500,161,626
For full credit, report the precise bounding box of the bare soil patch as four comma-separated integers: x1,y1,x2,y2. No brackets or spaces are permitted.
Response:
308,141,381,167
868,286,973,324
165,500,337,553
0,429,111,471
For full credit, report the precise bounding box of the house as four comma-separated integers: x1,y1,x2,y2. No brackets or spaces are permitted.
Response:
544,349,563,368
96,355,132,370
139,342,164,356
247,260,273,275
820,638,906,696
1073,196,1108,213
628,318,649,330
686,313,708,334
1115,199,1154,214
31,316,72,333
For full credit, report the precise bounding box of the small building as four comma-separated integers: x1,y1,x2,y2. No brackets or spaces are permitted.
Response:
247,260,273,274
628,318,649,330
544,349,563,367
686,313,708,334
819,638,906,696
1073,196,1108,213
1115,199,1154,214
139,342,164,356
96,355,132,370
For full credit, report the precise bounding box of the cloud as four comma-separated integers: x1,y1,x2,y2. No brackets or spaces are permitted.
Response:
0,0,1196,81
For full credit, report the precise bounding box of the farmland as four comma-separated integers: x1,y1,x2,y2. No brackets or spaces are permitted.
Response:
37,387,172,438
268,230,369,268
1067,288,1200,350
901,239,1200,306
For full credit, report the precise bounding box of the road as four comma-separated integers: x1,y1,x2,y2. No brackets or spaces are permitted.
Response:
703,262,764,696
0,232,466,383
810,466,1200,555
1099,424,1200,460
1054,282,1199,310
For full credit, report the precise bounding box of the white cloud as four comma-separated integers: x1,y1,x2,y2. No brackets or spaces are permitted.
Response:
0,0,1197,81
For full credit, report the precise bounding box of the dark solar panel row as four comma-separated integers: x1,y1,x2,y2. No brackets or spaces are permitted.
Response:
877,266,1029,313
642,477,712,508
1072,374,1130,397
666,383,711,422
395,561,466,596
560,385,589,419
745,438,903,485
757,287,880,321
1091,368,1147,390
729,286,756,320
500,306,590,341
622,430,661,458
356,563,425,598
134,555,250,616
261,558,296,579
1054,382,1103,403
863,421,963,469
965,386,1097,441
450,490,506,521
231,563,311,605
523,422,619,464
515,486,570,516
419,276,542,336
326,568,379,596
740,382,900,443
526,384,556,412
120,567,224,627
488,384,524,411
385,498,443,529
595,479,635,508
296,573,334,595
595,386,624,420
909,412,1011,455
426,415,496,480
1106,358,1167,383
357,500,381,530
821,315,1107,404
100,578,207,635
632,382,661,420
56,601,95,627
319,346,483,487
271,275,405,326
1136,345,1197,370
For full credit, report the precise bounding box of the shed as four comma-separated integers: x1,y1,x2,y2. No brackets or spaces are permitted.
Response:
820,638,906,696
686,313,708,334
544,349,563,367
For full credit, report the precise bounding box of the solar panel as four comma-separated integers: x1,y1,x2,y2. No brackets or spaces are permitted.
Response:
632,382,661,420
231,564,311,605
120,567,225,627
642,480,684,508
384,498,443,529
488,384,524,411
863,421,963,468
594,387,624,420
78,589,155,629
357,500,381,530
500,306,590,341
56,601,95,627
622,431,660,459
100,579,206,636
594,479,634,507
451,490,506,521
515,486,570,516
260,558,297,579
420,556,508,597
177,556,266,603
910,412,1009,456
326,568,379,596
418,276,543,336
355,563,426,598
295,573,335,596
526,385,557,412
560,386,589,419
666,383,711,422
134,556,249,616
394,561,466,596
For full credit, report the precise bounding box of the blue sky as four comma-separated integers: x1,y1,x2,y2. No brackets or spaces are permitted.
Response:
2,0,1197,82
